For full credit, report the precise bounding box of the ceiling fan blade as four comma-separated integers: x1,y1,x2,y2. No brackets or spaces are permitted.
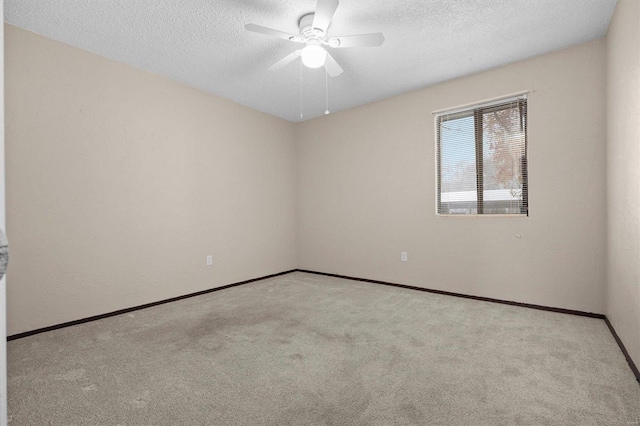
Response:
244,24,301,42
312,0,339,33
268,50,302,71
324,52,343,77
329,33,385,48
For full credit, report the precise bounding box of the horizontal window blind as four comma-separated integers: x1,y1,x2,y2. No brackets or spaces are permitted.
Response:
436,95,528,215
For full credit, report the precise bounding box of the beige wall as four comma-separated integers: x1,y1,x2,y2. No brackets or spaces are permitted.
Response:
5,22,614,336
606,0,640,367
296,40,607,314
5,25,297,335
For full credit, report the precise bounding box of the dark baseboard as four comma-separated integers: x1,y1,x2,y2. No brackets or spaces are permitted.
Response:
8,267,639,385
297,269,604,318
297,269,639,384
7,269,297,341
604,317,640,384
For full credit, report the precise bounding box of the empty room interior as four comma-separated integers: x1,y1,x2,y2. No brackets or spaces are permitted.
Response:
2,0,640,424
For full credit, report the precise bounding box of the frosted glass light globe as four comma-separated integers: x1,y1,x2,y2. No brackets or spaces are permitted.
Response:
301,45,327,68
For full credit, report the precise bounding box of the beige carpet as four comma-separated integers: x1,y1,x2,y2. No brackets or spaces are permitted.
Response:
8,272,640,425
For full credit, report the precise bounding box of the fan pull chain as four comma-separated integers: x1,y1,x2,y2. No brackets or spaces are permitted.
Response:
325,66,329,115
300,59,304,120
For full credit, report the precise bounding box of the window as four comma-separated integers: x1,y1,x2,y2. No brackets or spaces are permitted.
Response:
436,95,528,215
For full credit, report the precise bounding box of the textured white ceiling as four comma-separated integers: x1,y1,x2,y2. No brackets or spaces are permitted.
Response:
5,0,617,122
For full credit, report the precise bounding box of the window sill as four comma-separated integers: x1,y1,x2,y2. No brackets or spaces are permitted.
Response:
436,214,528,218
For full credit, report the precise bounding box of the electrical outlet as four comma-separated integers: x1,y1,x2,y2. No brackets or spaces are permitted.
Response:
206,255,213,266
401,252,408,262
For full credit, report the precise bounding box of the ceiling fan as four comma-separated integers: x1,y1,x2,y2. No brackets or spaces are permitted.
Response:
244,0,385,77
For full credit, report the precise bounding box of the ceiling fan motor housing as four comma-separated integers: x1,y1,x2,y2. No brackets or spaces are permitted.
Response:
298,13,326,40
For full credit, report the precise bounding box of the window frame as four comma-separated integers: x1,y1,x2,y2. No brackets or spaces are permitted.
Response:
435,94,528,217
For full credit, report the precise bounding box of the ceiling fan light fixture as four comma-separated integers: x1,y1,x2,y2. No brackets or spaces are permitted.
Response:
301,44,327,68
